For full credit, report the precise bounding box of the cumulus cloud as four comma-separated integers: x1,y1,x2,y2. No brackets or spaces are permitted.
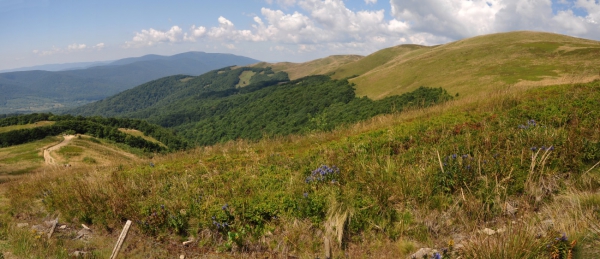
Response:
123,0,600,56
184,25,207,42
125,25,183,47
68,43,87,50
93,43,105,50
389,0,600,42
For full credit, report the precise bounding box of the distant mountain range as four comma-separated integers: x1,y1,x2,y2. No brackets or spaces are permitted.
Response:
0,60,114,73
0,52,260,114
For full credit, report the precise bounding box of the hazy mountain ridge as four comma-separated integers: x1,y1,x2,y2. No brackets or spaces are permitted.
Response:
0,52,260,114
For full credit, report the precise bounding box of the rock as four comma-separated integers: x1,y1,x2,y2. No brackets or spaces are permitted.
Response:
542,219,554,229
496,227,506,234
31,224,48,233
179,255,185,259
44,219,58,228
70,251,87,257
16,223,29,228
59,225,67,229
76,228,92,240
504,202,517,215
481,228,496,236
408,248,438,259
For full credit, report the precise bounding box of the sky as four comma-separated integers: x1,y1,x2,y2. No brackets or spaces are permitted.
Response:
1,0,599,71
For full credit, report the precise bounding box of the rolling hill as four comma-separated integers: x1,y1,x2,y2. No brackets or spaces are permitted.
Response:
67,66,452,146
263,31,600,99
252,54,363,80
0,52,260,114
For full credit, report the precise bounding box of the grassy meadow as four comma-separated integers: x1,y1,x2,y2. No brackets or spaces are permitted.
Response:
2,79,599,258
0,121,54,134
261,32,600,101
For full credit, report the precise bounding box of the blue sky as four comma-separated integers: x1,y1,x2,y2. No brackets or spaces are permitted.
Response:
1,0,599,71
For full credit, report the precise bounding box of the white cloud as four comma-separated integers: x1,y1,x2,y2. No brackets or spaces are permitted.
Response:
93,43,105,50
184,25,207,42
125,25,184,48
121,0,600,57
389,0,600,42
390,0,502,40
68,43,87,50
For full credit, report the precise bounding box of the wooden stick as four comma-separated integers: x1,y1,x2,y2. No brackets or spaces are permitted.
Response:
324,236,331,259
110,220,132,259
47,217,59,238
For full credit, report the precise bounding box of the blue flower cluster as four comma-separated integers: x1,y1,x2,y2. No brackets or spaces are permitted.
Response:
305,164,340,184
518,119,537,129
212,216,229,229
531,145,555,152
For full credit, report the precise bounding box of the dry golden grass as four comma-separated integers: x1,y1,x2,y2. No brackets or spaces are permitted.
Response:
252,55,363,80
0,121,54,134
118,128,166,148
350,31,600,99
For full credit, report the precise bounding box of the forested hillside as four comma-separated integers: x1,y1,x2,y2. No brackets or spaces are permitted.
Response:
0,52,260,114
69,66,453,146
0,113,188,152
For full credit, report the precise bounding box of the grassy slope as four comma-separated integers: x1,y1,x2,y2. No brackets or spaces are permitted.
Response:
330,44,428,80
4,80,600,258
256,31,600,100
253,55,363,80
349,31,600,99
0,123,165,179
0,121,54,134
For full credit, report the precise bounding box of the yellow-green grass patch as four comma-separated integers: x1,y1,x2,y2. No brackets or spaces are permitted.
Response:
349,31,600,99
236,70,256,87
118,128,166,148
253,55,363,80
0,136,59,176
0,121,55,134
179,77,194,83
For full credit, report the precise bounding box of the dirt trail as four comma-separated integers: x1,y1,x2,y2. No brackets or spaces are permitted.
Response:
44,135,75,165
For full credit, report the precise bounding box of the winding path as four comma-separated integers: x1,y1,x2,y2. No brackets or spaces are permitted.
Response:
43,135,75,165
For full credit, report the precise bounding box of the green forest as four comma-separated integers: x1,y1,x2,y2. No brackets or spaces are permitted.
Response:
69,66,453,146
0,113,188,152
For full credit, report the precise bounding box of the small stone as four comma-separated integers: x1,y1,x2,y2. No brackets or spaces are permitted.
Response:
76,228,92,240
182,240,194,246
496,227,506,234
44,220,58,228
17,223,29,228
505,202,517,215
542,219,554,229
481,228,496,236
31,224,48,233
59,225,67,229
179,255,185,259
70,251,87,257
408,248,438,259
